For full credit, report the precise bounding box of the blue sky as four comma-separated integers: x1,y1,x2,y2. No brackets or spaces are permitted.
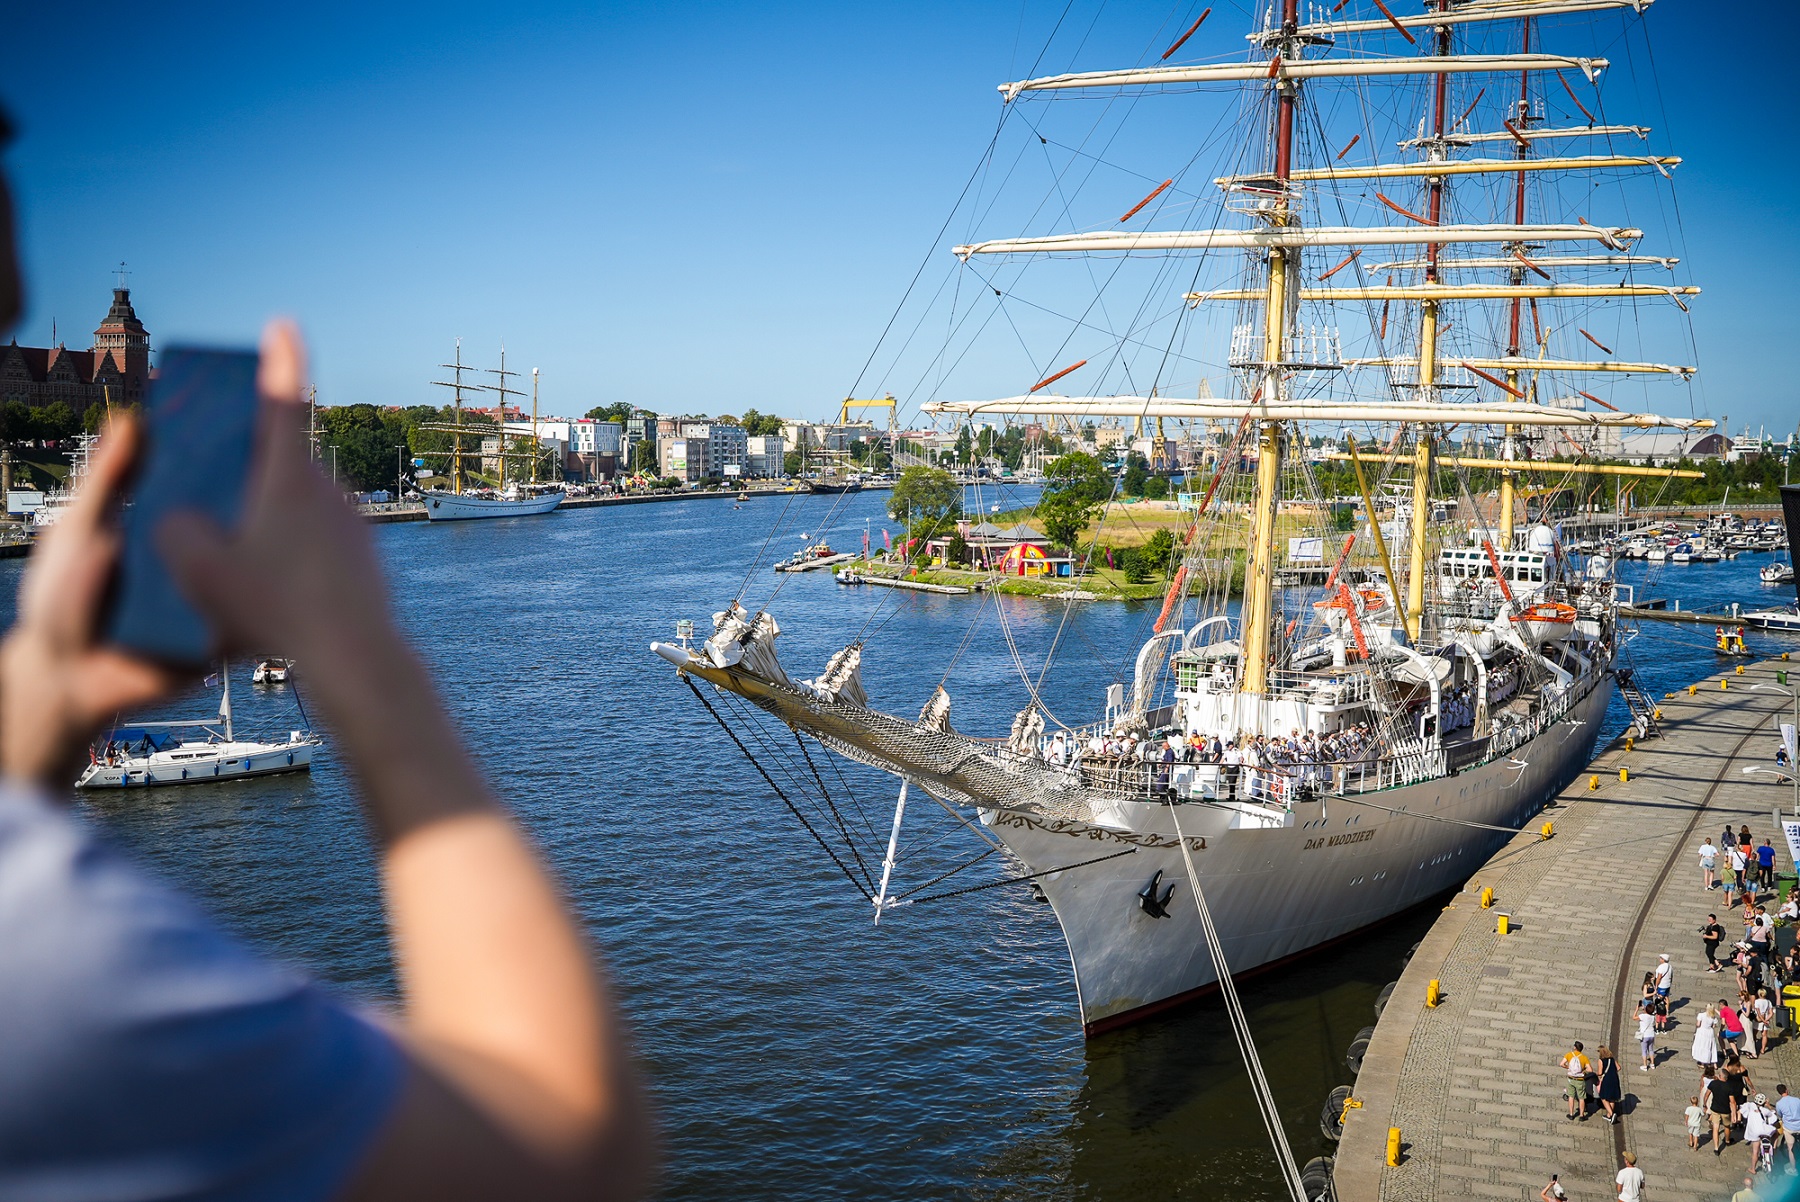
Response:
2,1,1794,435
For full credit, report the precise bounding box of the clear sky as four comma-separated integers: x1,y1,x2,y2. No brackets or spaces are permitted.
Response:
2,1,1794,434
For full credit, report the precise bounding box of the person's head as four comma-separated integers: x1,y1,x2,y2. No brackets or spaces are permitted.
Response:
1572,1040,1584,1052
1757,1093,1768,1105
1598,1045,1613,1059
1621,1151,1636,1167
0,104,20,336
1781,1084,1790,1096
1692,1094,1701,1105
1711,913,1718,921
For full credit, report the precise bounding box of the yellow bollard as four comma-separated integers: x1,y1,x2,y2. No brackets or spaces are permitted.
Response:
1540,821,1555,839
1497,914,1511,935
1480,886,1494,909
1784,652,1791,661
1626,735,1635,751
1387,1127,1402,1167
1589,775,1600,790
1342,1096,1363,1122
1737,664,1746,676
1427,978,1441,1008
1723,679,1730,690
1653,708,1662,721
1665,692,1676,700
1620,767,1629,783
1690,684,1699,696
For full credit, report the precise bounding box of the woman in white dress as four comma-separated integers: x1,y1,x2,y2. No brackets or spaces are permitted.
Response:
1692,1004,1721,1075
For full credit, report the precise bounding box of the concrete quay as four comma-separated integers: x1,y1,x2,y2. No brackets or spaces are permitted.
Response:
1335,655,1800,1202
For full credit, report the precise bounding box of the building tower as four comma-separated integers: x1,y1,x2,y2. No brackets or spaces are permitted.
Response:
91,286,150,406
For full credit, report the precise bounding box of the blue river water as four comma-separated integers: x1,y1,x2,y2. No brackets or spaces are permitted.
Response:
1,495,1793,1200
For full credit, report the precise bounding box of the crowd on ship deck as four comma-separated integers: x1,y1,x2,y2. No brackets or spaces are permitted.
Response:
1039,723,1389,803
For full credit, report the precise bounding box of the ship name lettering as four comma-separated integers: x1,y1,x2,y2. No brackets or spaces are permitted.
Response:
1304,829,1377,851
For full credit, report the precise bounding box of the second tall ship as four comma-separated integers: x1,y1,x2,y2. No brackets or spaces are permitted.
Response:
418,343,564,521
654,0,1710,1033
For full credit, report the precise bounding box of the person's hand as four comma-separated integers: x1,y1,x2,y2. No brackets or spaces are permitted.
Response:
159,320,399,678
0,416,177,786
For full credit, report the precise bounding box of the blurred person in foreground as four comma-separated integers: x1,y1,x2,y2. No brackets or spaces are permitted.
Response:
0,107,652,1200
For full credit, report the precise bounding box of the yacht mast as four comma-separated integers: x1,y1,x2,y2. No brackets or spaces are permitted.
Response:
1239,0,1301,700
430,340,475,495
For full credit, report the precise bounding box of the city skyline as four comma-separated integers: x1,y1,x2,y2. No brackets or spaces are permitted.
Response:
2,1,1795,434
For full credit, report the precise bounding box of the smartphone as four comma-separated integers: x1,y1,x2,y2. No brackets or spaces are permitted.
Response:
105,346,260,668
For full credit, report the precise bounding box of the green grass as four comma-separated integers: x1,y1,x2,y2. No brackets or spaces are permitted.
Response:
847,560,1169,602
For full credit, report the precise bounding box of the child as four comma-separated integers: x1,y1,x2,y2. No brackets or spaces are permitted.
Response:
1687,1095,1708,1150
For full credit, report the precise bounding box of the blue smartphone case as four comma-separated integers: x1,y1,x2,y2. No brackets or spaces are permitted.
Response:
106,347,259,667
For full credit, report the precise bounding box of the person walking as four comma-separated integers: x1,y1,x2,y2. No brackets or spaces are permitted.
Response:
1725,1053,1754,1127
1705,913,1727,972
1696,1004,1723,1077
1724,1000,1749,1059
1656,953,1674,1010
1758,839,1777,892
1639,1003,1659,1071
1745,1092,1779,1174
1540,1175,1568,1202
1562,1041,1594,1120
1687,1095,1709,1150
1754,989,1777,1058
1616,1151,1645,1202
1711,1068,1738,1152
1775,1084,1800,1173
1734,1177,1763,1202
1730,843,1752,906
1596,1046,1623,1123
1702,837,1721,890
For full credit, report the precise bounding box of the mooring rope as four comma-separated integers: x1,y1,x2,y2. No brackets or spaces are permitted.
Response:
1169,804,1306,1202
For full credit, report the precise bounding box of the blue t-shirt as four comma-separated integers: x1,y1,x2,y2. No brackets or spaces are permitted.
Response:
1759,845,1776,868
0,784,402,1200
1778,1094,1800,1130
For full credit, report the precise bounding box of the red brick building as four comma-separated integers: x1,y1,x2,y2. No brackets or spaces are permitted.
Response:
0,287,151,412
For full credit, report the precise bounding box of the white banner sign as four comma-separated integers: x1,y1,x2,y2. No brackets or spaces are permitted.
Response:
1783,819,1800,874
1783,722,1796,764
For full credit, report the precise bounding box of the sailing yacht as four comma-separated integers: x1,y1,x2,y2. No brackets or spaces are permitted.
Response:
77,664,317,789
653,0,1710,1033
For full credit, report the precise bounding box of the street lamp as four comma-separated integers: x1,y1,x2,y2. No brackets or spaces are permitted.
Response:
395,445,408,503
329,445,340,486
1750,681,1799,819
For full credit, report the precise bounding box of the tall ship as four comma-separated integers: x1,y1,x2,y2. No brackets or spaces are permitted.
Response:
652,0,1708,1033
417,343,565,521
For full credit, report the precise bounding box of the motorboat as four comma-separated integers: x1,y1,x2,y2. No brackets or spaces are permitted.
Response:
253,657,294,684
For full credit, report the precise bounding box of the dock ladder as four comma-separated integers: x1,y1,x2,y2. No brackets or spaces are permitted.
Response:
1615,668,1662,740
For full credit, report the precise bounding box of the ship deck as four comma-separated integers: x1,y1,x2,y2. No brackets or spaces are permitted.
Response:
1334,655,1800,1202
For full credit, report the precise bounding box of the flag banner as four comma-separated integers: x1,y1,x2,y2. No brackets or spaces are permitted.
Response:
882,529,892,550
1782,819,1800,873
203,673,219,687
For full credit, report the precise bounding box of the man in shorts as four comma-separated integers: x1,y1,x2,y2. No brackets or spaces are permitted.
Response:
1562,1041,1593,1120
1776,1084,1800,1172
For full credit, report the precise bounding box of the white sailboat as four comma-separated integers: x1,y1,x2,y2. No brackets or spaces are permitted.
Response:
76,663,318,790
653,0,1709,1035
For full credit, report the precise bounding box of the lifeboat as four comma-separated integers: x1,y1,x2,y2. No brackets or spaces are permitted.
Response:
1510,600,1577,644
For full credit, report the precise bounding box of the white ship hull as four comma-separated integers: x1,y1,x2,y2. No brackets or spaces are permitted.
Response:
76,737,316,790
423,489,564,521
989,676,1612,1033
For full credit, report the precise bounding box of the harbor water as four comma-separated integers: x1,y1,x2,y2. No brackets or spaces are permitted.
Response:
4,495,1793,1200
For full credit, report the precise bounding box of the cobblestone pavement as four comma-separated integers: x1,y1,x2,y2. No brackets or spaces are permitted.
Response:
1336,656,1800,1202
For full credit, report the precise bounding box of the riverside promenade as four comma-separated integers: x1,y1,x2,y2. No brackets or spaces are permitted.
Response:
1335,655,1800,1202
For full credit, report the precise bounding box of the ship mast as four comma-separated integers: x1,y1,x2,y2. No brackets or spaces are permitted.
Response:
1500,20,1534,550
430,339,476,495
1403,21,1454,645
484,347,528,488
1239,0,1301,700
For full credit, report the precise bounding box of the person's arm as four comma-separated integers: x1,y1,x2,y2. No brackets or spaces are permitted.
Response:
3,323,652,1200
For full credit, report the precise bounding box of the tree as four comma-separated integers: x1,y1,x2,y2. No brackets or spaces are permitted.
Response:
889,466,961,538
740,409,785,437
1142,529,1177,577
631,439,657,476
954,426,974,467
585,402,633,423
318,403,410,492
1142,475,1170,501
1038,452,1112,550
1121,452,1150,497
946,530,970,566
783,450,804,476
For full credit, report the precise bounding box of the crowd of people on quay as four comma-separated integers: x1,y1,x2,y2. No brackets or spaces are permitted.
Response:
1557,824,1800,1201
